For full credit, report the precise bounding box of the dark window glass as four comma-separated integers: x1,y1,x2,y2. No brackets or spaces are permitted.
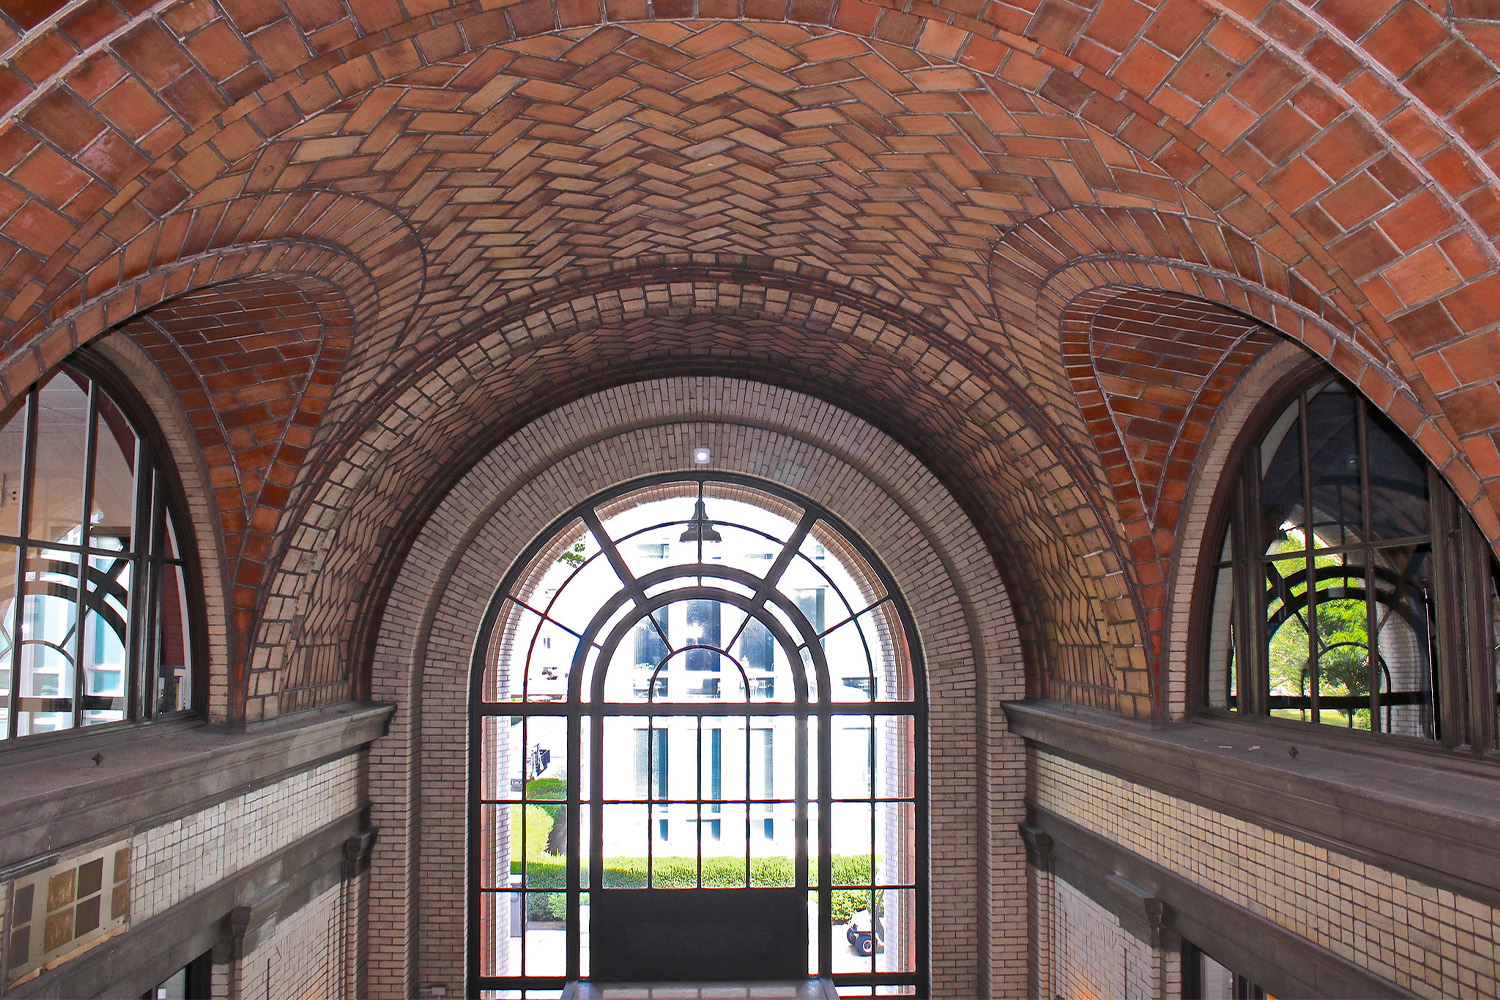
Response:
1202,370,1500,749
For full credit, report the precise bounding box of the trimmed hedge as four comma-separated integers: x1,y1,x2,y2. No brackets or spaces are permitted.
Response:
516,851,880,922
511,806,883,922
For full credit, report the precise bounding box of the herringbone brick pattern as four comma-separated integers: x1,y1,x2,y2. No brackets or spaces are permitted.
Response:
0,0,1494,723
125,275,352,666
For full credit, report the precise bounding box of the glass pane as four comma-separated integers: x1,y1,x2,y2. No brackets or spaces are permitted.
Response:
16,547,79,735
543,544,624,635
833,886,880,974
1205,529,1236,711
683,599,721,670
489,600,539,702
1366,408,1428,541
90,393,137,548
874,716,915,800
874,801,916,886
1370,544,1436,739
0,395,25,537
804,519,886,604
535,619,580,702
832,717,873,799
30,373,90,545
865,601,912,702
1266,553,1313,724
0,543,15,739
478,891,509,977
1492,561,1500,747
825,616,876,703
1304,382,1361,551
831,802,873,874
701,804,747,884
613,519,687,581
749,804,796,883
874,887,917,973
1313,591,1373,731
600,804,646,885
476,805,511,889
523,891,567,976
480,716,524,802
1259,398,1303,557
81,547,130,726
602,717,645,801
156,556,191,714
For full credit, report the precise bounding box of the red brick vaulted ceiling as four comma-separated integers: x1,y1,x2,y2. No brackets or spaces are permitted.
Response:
1063,286,1279,661
0,0,1497,720
122,275,352,667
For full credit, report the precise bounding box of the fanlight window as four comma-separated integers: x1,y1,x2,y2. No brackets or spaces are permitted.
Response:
0,362,195,740
469,476,926,997
1201,373,1500,749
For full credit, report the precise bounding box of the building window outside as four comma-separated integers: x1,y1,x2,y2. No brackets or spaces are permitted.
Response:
0,361,196,741
1200,369,1500,750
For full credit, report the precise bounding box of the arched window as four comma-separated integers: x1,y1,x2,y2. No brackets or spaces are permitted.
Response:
1198,366,1500,750
469,475,926,996
0,359,198,740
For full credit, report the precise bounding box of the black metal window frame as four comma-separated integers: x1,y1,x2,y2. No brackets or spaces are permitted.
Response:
0,354,204,742
1193,360,1500,754
468,472,930,997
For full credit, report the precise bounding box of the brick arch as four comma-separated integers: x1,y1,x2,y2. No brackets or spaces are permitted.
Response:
992,205,1488,511
1058,284,1279,675
1029,248,1494,541
0,189,424,396
0,3,1493,399
0,0,1489,294
256,279,1147,726
363,378,1025,996
1,0,1498,721
120,274,355,685
0,238,373,400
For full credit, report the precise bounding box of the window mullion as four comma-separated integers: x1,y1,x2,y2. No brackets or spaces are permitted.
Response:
132,450,161,722
8,391,38,741
1357,403,1382,735
1299,392,1319,725
1445,482,1483,750
1239,446,1265,717
72,384,100,731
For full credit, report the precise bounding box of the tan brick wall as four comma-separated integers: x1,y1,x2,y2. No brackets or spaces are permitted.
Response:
131,755,360,923
367,378,1027,998
1053,878,1160,1000
238,881,349,1000
1034,752,1500,998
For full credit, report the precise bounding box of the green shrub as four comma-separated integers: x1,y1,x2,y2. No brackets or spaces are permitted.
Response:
511,852,881,923
509,804,554,864
525,778,567,822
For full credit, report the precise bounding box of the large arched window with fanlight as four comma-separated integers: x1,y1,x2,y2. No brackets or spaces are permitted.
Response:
469,475,927,997
1197,364,1500,751
0,358,199,741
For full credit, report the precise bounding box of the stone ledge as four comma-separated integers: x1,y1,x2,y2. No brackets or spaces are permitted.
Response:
0,702,393,871
1004,699,1500,905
